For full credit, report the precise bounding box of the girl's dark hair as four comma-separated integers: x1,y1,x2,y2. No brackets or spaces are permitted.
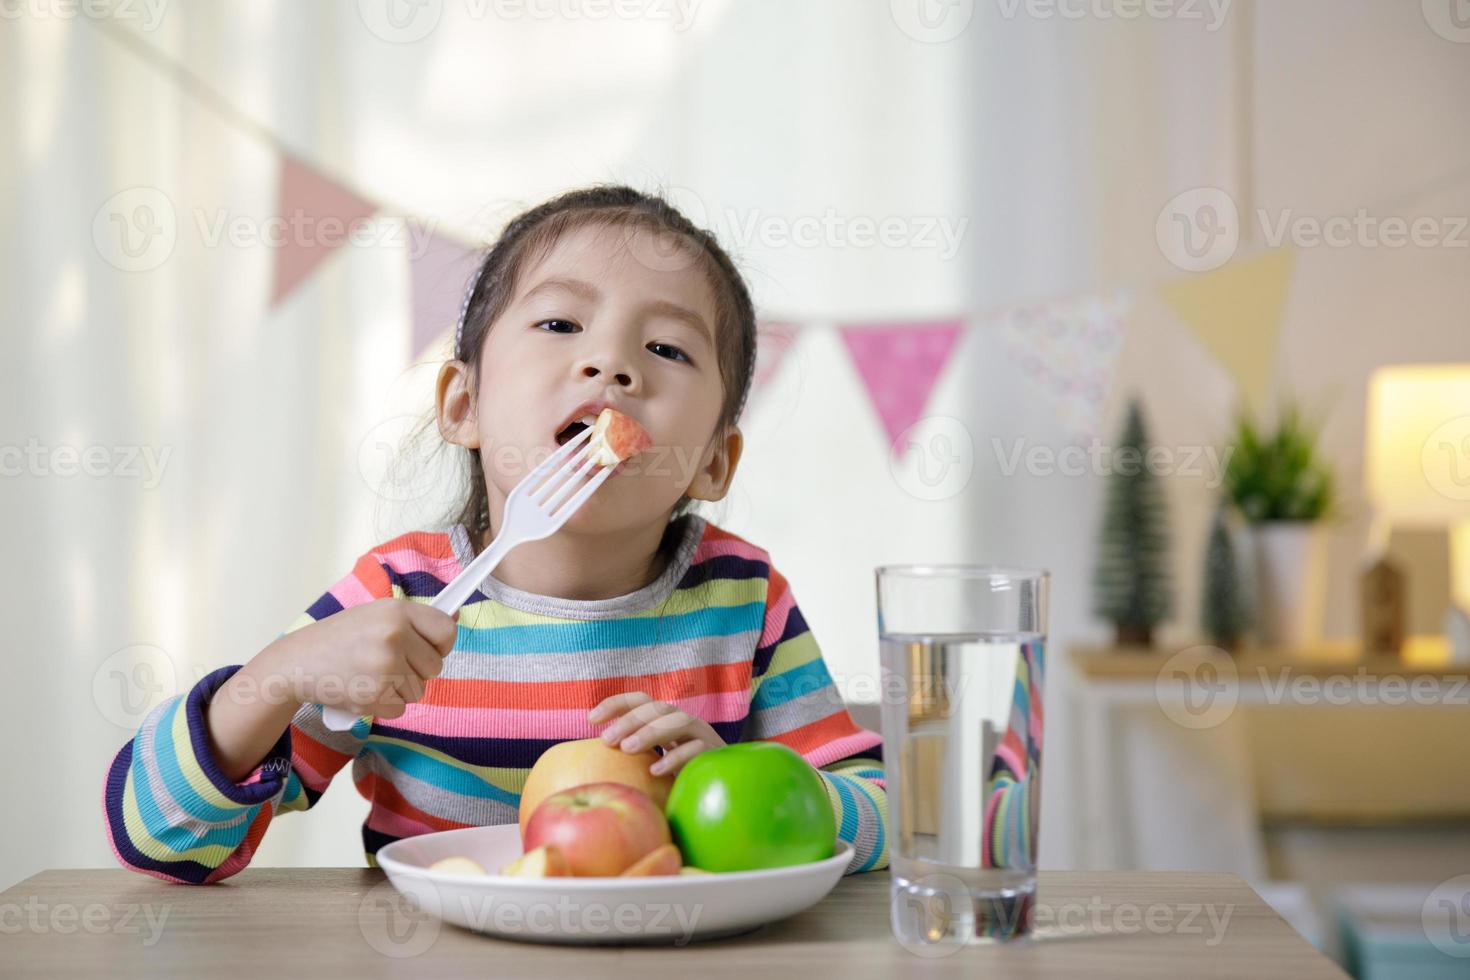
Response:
446,184,758,547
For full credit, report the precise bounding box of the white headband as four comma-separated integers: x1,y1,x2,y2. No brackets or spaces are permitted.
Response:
454,262,487,358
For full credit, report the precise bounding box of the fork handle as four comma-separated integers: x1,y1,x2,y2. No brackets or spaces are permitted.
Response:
320,530,521,732
431,529,517,615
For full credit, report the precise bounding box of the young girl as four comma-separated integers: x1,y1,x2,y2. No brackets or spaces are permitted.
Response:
102,185,888,884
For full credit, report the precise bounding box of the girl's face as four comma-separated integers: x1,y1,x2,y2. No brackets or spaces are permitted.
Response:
439,221,742,533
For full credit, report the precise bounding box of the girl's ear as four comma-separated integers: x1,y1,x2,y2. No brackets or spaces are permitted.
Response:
686,425,743,503
436,360,479,449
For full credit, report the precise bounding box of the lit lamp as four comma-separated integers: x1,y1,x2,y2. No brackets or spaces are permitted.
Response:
1365,365,1470,663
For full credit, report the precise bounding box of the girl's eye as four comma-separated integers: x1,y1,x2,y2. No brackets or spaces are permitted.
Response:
648,342,690,363
535,320,688,364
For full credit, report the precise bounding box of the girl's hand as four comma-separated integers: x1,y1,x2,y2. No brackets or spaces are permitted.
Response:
588,692,726,777
266,597,458,720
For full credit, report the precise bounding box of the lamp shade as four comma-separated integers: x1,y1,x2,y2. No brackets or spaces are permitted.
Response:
1365,365,1470,527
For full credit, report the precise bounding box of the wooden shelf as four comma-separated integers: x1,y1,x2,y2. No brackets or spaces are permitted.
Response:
1070,640,1470,683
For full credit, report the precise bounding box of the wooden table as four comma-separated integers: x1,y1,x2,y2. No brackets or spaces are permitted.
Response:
0,868,1346,978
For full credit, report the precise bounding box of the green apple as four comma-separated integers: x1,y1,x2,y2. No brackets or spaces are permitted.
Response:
664,741,836,872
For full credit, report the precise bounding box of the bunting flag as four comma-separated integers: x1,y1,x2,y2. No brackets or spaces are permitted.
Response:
409,223,482,360
1159,249,1296,414
750,320,800,401
995,290,1130,440
271,155,379,308
838,319,965,455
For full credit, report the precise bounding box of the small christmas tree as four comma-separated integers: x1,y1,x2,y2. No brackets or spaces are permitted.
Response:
1093,399,1173,646
1201,505,1250,651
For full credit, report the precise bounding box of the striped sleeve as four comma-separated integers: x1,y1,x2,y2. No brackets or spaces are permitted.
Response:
743,562,889,875
101,550,396,884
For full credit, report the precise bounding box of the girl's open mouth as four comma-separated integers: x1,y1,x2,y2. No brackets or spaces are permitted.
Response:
554,420,590,446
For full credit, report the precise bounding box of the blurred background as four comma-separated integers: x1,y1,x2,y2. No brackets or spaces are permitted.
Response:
2,0,1468,973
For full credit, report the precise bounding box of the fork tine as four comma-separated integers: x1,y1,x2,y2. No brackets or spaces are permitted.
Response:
539,455,602,510
529,446,595,504
550,464,614,520
520,427,592,497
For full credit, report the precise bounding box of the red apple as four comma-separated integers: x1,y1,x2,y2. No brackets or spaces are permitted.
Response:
517,738,673,840
523,782,672,877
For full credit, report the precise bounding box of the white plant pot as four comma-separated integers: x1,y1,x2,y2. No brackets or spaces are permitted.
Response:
1248,521,1330,649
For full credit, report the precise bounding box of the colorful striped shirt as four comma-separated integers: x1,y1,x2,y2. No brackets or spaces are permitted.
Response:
102,513,889,884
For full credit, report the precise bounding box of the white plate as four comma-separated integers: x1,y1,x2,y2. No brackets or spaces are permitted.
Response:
375,823,853,945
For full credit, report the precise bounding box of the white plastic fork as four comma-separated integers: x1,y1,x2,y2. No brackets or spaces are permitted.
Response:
321,424,611,732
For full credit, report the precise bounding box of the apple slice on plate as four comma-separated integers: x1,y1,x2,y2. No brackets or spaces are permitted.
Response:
620,843,682,877
500,845,571,878
427,856,487,876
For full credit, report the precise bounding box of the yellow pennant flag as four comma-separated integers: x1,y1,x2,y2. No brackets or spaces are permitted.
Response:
1159,249,1296,413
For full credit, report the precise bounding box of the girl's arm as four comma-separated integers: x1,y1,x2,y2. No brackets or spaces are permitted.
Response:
101,550,401,885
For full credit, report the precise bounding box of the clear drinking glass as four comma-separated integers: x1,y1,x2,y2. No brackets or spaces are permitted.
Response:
877,565,1049,949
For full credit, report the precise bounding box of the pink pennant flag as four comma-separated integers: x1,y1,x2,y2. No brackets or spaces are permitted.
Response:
838,319,965,454
271,155,379,308
751,320,799,396
409,223,482,359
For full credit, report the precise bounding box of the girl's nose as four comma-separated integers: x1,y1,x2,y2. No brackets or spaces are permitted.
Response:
576,351,639,392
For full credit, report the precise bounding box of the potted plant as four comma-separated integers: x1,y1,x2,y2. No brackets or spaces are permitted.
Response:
1222,403,1338,649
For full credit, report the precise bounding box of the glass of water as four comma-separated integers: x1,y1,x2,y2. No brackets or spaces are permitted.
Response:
877,565,1049,948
